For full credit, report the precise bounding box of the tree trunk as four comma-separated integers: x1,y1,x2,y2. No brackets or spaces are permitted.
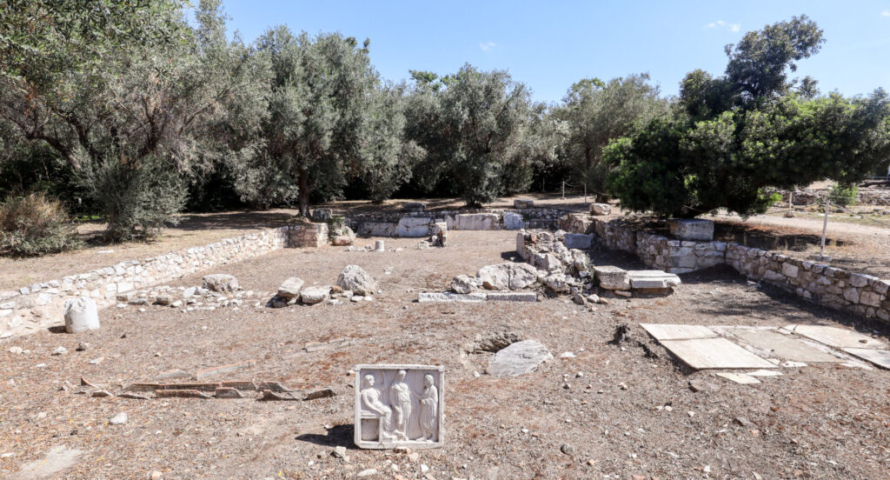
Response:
298,168,310,218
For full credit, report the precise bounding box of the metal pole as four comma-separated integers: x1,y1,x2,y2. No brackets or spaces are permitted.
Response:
821,197,829,257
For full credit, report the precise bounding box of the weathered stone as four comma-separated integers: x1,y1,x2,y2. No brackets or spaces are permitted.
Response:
397,217,431,238
278,277,305,299
359,222,398,237
417,292,486,303
668,219,714,241
301,286,331,305
430,222,447,247
477,263,538,290
543,273,569,293
311,209,332,222
63,297,100,334
564,234,594,250
627,270,681,289
594,266,629,290
331,226,356,246
590,203,611,216
503,212,525,230
202,274,239,293
533,252,564,273
488,340,553,378
337,265,378,296
451,275,481,294
454,213,500,231
484,292,537,302
782,263,799,278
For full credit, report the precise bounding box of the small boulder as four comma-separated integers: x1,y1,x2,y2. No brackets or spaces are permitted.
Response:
202,274,239,293
544,274,569,293
300,286,330,305
590,203,611,215
451,275,481,294
331,226,356,246
488,340,553,378
336,265,378,296
278,277,305,299
109,412,128,425
477,263,539,291
154,295,173,306
63,297,100,334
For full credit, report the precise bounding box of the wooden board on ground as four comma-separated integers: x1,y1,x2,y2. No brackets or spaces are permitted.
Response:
659,338,778,370
727,328,843,363
843,348,890,369
640,324,717,341
791,325,886,349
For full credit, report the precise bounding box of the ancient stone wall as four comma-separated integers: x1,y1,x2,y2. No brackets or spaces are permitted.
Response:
0,224,331,338
347,208,566,237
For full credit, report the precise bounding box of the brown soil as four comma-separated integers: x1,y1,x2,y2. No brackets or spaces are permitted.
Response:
2,231,889,479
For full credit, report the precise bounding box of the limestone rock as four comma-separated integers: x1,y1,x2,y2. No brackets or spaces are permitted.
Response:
451,275,481,294
503,212,525,230
331,226,356,246
564,233,594,250
477,263,539,290
454,213,500,230
488,340,553,378
514,199,534,209
63,297,100,334
397,217,431,238
590,203,612,215
337,265,378,296
543,274,569,293
278,277,305,299
300,286,330,305
202,274,239,293
595,266,629,290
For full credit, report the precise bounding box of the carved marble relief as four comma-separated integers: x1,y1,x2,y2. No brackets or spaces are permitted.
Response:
354,365,444,449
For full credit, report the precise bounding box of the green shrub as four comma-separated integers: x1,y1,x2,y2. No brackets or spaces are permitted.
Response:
827,183,858,208
0,193,81,256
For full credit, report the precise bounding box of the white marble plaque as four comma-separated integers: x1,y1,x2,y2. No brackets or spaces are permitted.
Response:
354,364,444,449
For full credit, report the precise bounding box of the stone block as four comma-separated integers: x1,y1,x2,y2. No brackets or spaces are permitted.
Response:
782,263,800,278
354,364,444,449
668,219,715,241
359,222,398,237
397,217,431,238
454,213,500,231
564,234,594,250
484,292,538,302
503,212,525,230
627,270,681,289
417,292,486,303
590,203,611,215
595,265,629,290
513,199,534,209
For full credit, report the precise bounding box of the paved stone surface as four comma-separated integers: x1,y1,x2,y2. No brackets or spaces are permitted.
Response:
728,328,843,363
790,325,887,349
843,348,890,369
488,340,553,378
659,338,778,370
641,324,717,341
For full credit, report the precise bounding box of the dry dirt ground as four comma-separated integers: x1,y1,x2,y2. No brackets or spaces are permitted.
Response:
2,231,890,479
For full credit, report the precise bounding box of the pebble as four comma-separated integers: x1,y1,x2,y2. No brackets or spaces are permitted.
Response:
331,446,347,458
90,357,104,365
76,343,88,351
618,383,628,390
109,412,128,425
52,346,68,356
8,346,23,354
150,471,163,479
420,464,429,473
560,444,575,455
356,469,378,477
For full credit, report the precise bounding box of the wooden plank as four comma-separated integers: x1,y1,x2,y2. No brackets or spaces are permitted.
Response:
641,324,717,341
792,325,886,349
728,329,843,363
659,338,778,370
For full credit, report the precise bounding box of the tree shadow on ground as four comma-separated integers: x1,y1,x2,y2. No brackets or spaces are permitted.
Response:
172,211,296,231
296,424,356,449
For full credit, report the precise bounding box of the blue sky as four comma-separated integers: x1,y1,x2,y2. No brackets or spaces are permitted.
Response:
217,1,890,104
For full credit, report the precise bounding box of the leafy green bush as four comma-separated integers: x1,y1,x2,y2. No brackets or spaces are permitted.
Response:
0,193,81,256
827,183,858,207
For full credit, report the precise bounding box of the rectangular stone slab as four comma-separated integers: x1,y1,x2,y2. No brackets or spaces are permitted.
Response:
728,329,843,363
715,372,761,384
484,292,537,302
791,325,887,349
354,364,444,450
659,338,778,370
843,348,890,369
641,324,717,341
417,292,485,303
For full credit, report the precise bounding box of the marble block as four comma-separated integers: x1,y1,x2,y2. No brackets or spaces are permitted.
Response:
354,364,445,449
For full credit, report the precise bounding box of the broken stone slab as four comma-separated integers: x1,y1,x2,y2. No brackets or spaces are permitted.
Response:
417,292,486,303
488,340,553,378
640,324,718,341
260,390,302,401
215,387,246,399
543,273,569,293
715,372,761,385
659,338,778,370
337,265,378,296
454,213,500,231
590,203,611,216
564,233,594,250
300,286,331,305
63,297,100,333
278,277,305,299
354,364,445,449
594,266,629,290
790,325,886,349
202,274,240,293
513,199,534,209
451,274,481,294
303,387,338,401
727,328,843,363
484,292,537,302
668,219,715,241
843,348,890,369
156,389,213,399
627,270,681,289
397,217,432,237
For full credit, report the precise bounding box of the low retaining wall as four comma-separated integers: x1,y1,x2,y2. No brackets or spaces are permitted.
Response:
577,215,890,324
0,224,328,338
348,208,566,237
